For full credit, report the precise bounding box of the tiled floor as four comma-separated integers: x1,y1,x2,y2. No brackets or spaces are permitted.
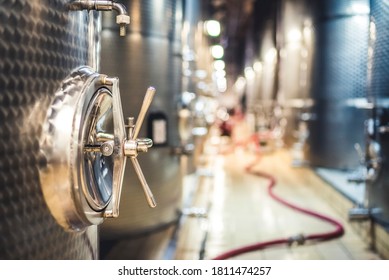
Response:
315,168,366,205
174,132,382,260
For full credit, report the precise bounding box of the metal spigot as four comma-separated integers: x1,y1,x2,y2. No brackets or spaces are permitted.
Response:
110,0,131,36
68,0,130,36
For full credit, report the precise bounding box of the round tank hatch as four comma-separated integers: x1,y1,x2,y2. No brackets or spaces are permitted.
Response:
39,67,118,231
39,66,156,232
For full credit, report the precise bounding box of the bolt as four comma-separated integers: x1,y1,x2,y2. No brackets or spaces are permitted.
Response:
100,141,114,156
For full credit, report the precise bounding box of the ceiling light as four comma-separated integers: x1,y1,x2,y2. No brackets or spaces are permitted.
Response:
213,60,225,71
204,20,221,37
211,45,224,59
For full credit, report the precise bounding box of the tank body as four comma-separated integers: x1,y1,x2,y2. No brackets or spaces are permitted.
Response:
366,0,389,224
307,0,370,169
99,0,183,259
0,1,100,259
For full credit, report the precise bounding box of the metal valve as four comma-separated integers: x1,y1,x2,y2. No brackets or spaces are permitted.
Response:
39,67,156,232
96,78,157,219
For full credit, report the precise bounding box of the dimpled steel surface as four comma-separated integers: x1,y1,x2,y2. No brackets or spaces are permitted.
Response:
307,0,369,169
370,0,389,100
368,0,389,223
0,0,98,259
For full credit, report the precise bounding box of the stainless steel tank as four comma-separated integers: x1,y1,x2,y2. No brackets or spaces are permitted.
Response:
245,0,279,145
365,0,389,224
278,0,314,148
99,0,183,259
0,1,100,259
307,0,370,169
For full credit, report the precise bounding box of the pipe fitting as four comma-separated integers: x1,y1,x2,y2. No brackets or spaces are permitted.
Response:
287,234,306,246
68,1,130,36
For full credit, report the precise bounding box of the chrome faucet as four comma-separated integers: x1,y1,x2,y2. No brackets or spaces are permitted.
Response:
68,0,130,36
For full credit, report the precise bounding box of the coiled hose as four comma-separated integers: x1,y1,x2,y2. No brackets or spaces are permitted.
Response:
212,138,344,260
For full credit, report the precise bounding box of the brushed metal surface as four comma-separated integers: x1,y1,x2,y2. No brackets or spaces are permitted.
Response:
102,0,176,38
99,0,183,259
0,0,100,259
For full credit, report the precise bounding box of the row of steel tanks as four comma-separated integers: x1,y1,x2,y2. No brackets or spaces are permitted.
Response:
244,0,389,224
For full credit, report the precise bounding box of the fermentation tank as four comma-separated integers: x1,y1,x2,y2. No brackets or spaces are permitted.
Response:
99,0,183,259
247,0,279,136
278,0,313,148
307,0,370,169
365,0,389,224
0,0,101,259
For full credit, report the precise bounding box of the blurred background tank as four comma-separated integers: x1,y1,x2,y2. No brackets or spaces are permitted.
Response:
99,0,184,259
277,0,314,154
180,0,218,171
244,0,280,150
306,0,370,170
0,0,100,259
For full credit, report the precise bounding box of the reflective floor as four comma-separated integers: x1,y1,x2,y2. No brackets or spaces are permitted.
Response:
173,129,382,260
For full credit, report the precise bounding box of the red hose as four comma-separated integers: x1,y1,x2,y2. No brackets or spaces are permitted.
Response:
211,153,345,260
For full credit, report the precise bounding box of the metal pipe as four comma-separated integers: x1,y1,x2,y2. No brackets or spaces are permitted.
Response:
111,1,127,15
68,1,130,36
